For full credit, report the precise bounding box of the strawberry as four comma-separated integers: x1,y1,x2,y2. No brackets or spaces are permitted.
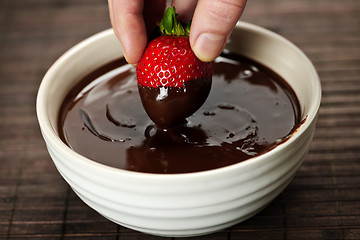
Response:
137,6,212,128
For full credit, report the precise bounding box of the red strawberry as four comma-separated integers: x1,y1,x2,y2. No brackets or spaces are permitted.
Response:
137,6,212,129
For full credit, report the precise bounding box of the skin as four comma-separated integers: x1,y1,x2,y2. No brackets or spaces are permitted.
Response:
108,0,247,65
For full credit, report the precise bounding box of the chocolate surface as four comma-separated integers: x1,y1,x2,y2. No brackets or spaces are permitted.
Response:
58,53,301,174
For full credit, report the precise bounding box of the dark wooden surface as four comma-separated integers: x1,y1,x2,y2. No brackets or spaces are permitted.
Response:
1,0,359,239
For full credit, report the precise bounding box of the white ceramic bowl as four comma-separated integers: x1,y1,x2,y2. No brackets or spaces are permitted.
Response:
36,22,321,237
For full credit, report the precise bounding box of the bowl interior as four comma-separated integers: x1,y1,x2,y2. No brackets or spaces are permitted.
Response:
227,23,320,122
37,22,321,174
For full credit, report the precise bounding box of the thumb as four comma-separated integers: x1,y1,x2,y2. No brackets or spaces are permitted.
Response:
189,0,247,62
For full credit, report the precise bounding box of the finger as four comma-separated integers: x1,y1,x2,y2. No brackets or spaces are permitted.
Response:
171,0,198,22
108,0,166,65
190,0,247,62
108,0,146,65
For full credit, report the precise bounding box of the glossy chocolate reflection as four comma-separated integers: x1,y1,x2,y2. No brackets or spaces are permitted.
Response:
58,53,301,174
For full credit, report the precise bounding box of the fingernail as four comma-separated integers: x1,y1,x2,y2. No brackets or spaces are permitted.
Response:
193,33,226,62
120,38,142,66
122,49,131,64
122,47,136,66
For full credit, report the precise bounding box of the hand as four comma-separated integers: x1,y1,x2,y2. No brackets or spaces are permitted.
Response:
108,0,247,65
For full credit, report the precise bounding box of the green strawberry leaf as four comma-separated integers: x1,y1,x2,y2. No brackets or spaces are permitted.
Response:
185,20,191,36
161,6,175,34
159,6,189,37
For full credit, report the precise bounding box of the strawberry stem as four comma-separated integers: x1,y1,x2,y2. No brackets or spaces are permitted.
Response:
159,6,190,37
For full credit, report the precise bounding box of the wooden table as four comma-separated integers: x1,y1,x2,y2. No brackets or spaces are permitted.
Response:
1,0,359,239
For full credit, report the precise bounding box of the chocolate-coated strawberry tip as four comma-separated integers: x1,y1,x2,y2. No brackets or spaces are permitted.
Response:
138,77,212,129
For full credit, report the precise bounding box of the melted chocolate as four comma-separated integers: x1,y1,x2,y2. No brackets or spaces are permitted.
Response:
58,53,301,174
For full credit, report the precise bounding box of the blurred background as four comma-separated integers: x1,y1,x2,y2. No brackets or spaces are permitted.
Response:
1,0,359,239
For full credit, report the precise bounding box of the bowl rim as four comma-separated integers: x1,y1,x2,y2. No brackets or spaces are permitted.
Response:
36,21,321,180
